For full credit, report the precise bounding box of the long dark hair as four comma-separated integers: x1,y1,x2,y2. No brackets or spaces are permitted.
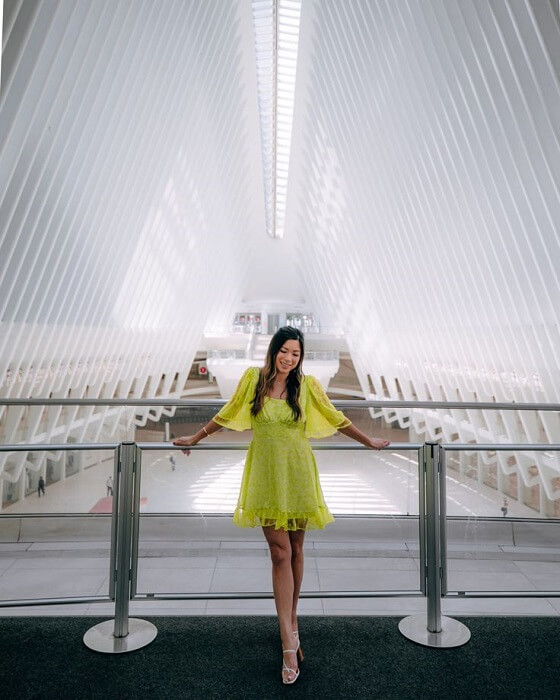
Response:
251,326,305,421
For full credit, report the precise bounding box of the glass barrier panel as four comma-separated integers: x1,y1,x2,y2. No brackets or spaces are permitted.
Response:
137,446,245,515
313,448,419,517
0,446,114,602
132,403,236,600
134,440,422,598
0,448,116,515
444,448,560,595
313,445,421,595
136,446,266,600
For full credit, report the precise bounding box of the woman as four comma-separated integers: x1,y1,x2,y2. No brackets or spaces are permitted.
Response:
174,327,390,684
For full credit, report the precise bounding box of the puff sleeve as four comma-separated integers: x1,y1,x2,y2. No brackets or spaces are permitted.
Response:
213,367,258,431
304,375,352,438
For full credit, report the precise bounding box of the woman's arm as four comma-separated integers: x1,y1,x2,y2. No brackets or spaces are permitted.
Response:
174,368,257,453
173,420,222,454
338,423,390,450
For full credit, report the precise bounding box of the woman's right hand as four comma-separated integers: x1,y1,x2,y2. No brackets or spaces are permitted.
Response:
172,435,198,456
368,437,391,450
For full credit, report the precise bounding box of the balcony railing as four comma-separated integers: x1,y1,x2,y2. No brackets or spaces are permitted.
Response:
0,397,559,652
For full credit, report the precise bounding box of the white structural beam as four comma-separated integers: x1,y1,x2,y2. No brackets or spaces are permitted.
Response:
0,0,263,502
0,0,3,92
287,0,560,510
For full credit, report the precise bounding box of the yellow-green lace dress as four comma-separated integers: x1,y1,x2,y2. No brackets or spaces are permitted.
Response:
213,367,351,531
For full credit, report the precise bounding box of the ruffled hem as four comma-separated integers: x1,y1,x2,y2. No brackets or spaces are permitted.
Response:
233,506,334,531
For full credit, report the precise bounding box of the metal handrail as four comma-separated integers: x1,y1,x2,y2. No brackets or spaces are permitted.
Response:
138,441,419,451
0,443,119,452
132,590,423,601
0,442,417,453
1,398,559,410
441,443,560,451
2,441,557,453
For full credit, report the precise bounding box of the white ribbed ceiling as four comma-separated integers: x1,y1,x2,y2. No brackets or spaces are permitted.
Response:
0,0,304,398
288,0,560,410
1,0,559,415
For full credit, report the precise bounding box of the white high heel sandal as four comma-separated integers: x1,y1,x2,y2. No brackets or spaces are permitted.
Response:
282,634,304,684
282,648,300,685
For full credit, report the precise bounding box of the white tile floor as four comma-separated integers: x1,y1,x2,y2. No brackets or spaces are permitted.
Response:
1,540,559,617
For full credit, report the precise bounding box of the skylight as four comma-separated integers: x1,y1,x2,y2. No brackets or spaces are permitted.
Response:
252,0,302,239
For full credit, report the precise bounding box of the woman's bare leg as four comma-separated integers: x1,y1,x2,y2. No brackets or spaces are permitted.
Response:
263,526,298,682
289,529,305,633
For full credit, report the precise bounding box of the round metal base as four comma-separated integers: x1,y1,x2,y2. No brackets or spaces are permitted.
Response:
399,614,471,648
83,618,158,654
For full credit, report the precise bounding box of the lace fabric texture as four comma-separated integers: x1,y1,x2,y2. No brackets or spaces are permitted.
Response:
213,367,351,531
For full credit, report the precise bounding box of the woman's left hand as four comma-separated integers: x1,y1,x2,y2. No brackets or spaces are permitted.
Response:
368,437,390,450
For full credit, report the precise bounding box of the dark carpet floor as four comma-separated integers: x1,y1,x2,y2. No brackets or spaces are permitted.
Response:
1,615,559,699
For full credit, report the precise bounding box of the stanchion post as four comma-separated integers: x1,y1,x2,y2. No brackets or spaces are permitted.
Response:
129,444,143,597
426,442,442,633
417,445,427,595
113,442,135,638
439,447,449,596
108,446,120,600
398,442,471,648
83,442,157,653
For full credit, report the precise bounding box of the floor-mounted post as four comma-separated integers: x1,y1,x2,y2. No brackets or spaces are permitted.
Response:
399,442,470,647
83,442,157,653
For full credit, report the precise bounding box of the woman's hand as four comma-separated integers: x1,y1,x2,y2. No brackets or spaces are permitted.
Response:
172,435,198,456
339,424,390,450
368,437,390,450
